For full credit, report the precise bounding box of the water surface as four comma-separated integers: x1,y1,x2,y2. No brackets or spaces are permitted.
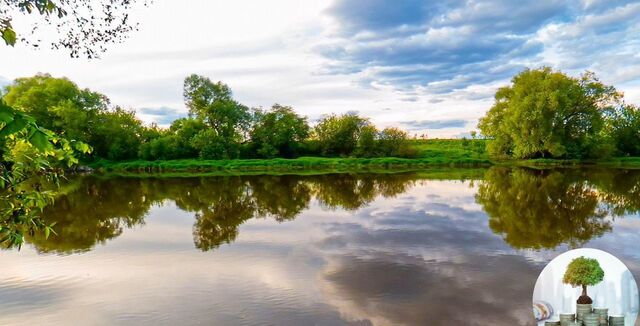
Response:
2,167,640,325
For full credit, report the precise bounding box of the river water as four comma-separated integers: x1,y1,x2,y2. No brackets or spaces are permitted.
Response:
1,167,640,325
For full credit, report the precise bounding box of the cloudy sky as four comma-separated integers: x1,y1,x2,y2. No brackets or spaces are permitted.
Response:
1,0,639,137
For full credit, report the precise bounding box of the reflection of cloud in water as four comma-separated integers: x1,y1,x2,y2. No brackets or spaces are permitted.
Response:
4,172,640,325
321,253,536,325
315,189,539,325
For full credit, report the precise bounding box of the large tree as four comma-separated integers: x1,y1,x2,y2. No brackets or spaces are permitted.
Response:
183,75,251,159
478,68,621,159
250,104,309,158
1,0,147,58
2,74,108,142
2,74,146,160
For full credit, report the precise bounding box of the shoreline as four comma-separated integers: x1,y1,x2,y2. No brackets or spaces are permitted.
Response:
87,156,640,176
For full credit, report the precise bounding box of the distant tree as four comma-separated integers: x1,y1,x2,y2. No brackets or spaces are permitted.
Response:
606,104,640,156
1,0,148,58
250,104,309,158
183,75,251,159
314,113,370,156
478,68,621,159
90,107,144,160
563,256,604,304
355,124,378,157
377,127,411,157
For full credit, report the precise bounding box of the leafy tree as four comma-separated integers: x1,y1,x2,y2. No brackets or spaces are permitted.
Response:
3,74,146,160
606,104,640,156
478,68,620,159
250,104,309,158
314,113,371,156
378,127,412,157
356,124,378,157
563,256,604,304
1,0,148,58
2,74,108,142
1,101,90,248
183,75,251,159
90,107,144,160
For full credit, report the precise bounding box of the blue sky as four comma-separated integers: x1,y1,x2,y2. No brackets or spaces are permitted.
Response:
1,0,639,137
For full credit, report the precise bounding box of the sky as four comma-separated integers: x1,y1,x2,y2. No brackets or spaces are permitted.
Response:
1,0,639,137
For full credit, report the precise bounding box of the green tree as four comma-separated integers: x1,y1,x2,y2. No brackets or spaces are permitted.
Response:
478,68,620,159
90,107,144,160
314,113,371,156
606,104,640,156
563,256,604,304
355,124,378,157
1,0,148,58
2,74,108,142
250,104,309,158
1,101,90,248
377,127,412,157
183,75,251,159
139,118,204,160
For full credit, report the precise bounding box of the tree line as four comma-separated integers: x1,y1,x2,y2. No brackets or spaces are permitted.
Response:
1,73,413,162
479,67,640,159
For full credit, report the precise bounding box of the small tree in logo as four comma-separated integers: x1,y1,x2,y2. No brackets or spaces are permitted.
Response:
563,256,605,304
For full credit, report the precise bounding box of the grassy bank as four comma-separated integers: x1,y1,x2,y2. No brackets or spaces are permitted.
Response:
90,156,492,174
88,139,640,175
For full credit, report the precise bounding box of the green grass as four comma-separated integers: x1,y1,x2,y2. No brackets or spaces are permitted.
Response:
91,155,492,174
88,139,640,175
410,139,489,161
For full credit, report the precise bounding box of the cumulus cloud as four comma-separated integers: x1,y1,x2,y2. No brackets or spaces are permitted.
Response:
319,0,640,95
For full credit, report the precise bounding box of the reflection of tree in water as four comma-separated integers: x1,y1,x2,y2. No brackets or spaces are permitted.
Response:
476,167,613,250
310,174,416,210
26,177,151,253
187,174,415,251
26,173,418,253
589,169,640,216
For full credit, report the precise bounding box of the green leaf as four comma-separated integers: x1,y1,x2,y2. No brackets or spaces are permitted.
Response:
28,129,53,151
2,27,16,46
0,115,28,136
0,105,16,124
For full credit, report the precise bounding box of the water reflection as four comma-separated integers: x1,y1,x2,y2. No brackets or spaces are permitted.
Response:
3,168,640,325
18,168,640,253
26,174,417,253
476,168,612,249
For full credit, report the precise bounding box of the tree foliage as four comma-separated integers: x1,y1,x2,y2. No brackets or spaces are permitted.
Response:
563,256,605,288
478,67,621,159
1,100,90,248
183,75,251,159
563,256,605,303
1,0,148,58
3,74,145,160
250,104,309,158
606,104,640,156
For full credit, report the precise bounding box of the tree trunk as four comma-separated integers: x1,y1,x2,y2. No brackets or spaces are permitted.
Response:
582,284,588,297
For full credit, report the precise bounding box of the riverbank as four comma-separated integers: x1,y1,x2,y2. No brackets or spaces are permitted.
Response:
90,157,492,174
87,139,640,175
89,156,640,175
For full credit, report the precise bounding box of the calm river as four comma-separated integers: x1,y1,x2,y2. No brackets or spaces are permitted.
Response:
2,167,640,325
